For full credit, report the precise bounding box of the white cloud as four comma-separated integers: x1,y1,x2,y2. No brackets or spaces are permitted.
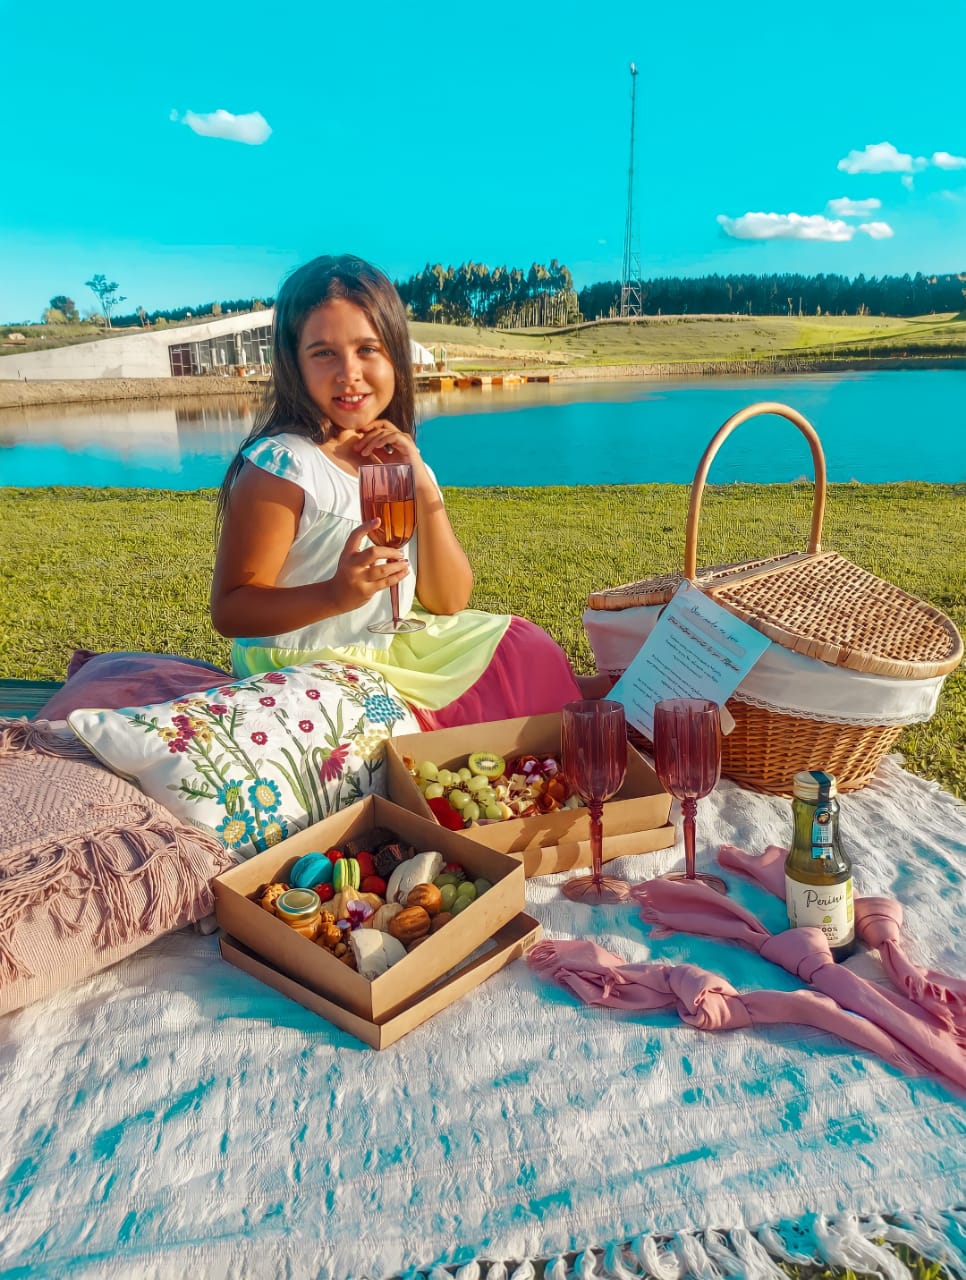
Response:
173,108,272,145
932,150,966,170
717,211,894,242
837,142,927,174
717,212,853,241
827,196,882,216
858,221,894,239
901,175,915,191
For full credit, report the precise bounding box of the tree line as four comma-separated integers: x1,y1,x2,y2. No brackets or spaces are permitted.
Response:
578,271,966,320
39,264,965,333
395,261,580,327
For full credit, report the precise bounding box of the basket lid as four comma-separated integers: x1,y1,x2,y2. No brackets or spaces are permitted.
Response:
592,551,962,679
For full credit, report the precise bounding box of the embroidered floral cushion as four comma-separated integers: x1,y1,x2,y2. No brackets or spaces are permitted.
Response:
67,662,420,860
0,723,234,1017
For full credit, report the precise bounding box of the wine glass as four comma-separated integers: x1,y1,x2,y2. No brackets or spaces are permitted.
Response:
359,464,425,635
651,698,727,895
560,699,631,905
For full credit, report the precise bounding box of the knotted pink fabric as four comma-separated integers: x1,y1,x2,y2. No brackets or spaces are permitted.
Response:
631,878,966,1092
527,939,927,1077
718,842,966,1032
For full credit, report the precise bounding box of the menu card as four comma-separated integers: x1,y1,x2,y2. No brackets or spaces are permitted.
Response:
609,580,772,739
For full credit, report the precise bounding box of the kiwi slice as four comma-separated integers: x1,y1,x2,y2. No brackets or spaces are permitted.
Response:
467,751,506,780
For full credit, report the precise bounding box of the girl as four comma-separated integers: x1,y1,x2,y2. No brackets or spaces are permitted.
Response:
210,253,589,729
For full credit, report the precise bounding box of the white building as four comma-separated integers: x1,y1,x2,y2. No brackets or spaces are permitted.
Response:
0,311,437,380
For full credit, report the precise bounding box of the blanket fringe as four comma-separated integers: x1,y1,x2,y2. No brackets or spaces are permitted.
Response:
402,1209,966,1280
0,718,94,759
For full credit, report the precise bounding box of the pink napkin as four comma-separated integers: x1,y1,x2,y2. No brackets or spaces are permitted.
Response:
719,842,966,1032
631,879,966,1092
527,939,927,1077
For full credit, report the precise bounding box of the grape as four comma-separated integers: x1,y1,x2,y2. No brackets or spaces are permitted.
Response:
458,767,473,783
476,786,496,804
456,881,477,902
465,775,488,793
423,782,444,800
448,790,470,810
473,878,492,896
484,803,503,820
436,769,455,787
439,883,458,910
451,895,473,915
435,872,458,887
417,760,439,781
462,800,481,822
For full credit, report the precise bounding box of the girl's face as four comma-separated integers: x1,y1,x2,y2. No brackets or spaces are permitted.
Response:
297,297,396,432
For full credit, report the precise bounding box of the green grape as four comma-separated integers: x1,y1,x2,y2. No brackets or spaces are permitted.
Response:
483,803,504,821
439,883,458,910
417,760,439,781
423,782,444,799
462,800,481,822
458,767,473,783
436,769,455,787
456,881,477,902
465,775,489,793
448,790,470,810
473,878,492,896
451,895,473,915
434,872,458,887
476,786,496,804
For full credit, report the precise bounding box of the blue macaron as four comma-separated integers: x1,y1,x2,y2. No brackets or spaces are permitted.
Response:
288,852,334,889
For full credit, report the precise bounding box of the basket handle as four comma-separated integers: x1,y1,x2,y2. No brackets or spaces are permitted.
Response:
684,401,827,580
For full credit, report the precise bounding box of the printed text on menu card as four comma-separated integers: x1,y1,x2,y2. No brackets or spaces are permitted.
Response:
609,580,772,739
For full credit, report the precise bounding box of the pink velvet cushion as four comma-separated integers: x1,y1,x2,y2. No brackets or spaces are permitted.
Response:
0,721,235,1016
37,651,231,721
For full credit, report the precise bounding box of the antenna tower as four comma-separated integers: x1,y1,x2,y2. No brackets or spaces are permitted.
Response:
620,61,643,318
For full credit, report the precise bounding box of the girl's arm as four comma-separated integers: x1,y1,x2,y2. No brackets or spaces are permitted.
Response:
210,461,409,638
353,424,473,616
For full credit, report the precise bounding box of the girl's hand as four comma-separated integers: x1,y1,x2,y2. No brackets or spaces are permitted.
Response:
332,518,410,613
353,419,421,468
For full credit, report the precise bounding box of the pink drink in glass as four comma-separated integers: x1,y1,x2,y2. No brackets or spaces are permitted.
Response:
651,698,727,894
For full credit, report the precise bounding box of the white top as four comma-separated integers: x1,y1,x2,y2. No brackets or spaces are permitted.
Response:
236,433,421,652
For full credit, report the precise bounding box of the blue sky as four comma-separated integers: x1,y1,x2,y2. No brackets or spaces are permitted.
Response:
3,0,964,323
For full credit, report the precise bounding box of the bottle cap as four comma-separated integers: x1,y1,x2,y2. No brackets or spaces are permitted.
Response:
276,888,321,920
793,770,838,801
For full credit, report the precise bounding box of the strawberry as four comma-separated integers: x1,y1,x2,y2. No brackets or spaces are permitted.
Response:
324,847,344,864
315,883,335,903
360,874,387,896
428,797,465,831
356,851,376,878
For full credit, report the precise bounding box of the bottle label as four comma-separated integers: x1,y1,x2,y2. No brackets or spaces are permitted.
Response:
785,874,854,947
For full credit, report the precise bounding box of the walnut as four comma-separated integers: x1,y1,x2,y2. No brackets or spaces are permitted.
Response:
258,882,289,914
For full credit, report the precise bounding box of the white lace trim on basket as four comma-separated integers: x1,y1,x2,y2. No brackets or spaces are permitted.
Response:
583,605,946,727
400,1208,966,1280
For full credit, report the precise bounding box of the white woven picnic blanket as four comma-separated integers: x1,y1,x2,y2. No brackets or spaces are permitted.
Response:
1,754,964,1279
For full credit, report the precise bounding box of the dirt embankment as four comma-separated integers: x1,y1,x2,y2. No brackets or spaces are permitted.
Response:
0,377,264,410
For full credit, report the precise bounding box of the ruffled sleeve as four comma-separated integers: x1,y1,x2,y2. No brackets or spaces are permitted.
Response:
242,435,320,526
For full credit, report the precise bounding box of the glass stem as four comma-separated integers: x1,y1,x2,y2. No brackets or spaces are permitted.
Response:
682,796,698,880
388,582,401,627
588,799,604,888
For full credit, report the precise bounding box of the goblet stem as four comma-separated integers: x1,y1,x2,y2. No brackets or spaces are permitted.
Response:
682,796,698,880
588,799,604,889
388,581,401,628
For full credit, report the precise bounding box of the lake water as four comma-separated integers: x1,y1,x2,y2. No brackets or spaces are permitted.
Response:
1,369,963,488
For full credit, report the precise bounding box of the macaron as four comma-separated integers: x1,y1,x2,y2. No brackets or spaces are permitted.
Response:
289,852,334,890
332,856,361,893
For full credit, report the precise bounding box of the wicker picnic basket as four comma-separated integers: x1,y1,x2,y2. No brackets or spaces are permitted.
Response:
586,401,963,794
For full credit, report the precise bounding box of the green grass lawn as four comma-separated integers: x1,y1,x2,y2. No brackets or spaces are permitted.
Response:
2,482,963,798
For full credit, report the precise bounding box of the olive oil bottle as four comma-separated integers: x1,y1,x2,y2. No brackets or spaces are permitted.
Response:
784,770,856,961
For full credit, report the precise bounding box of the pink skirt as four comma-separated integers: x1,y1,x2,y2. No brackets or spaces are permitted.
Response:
409,616,582,731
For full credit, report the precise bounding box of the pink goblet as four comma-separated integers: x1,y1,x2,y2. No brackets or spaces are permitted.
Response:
651,698,728,895
560,699,631,905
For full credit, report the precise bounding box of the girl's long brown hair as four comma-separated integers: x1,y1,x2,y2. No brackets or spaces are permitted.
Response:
216,254,416,523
